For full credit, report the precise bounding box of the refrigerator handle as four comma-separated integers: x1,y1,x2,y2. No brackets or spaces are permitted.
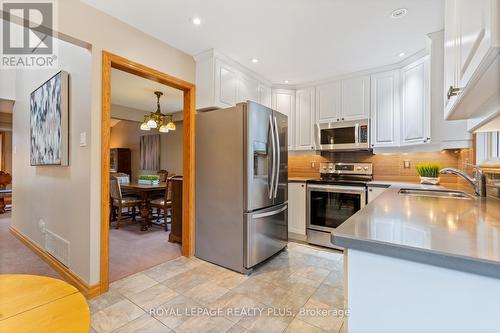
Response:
269,114,276,200
273,116,280,198
252,204,288,219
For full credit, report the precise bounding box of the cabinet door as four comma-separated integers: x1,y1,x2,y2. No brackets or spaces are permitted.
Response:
316,81,341,122
272,90,295,149
295,88,315,150
444,0,459,116
238,74,260,104
259,84,272,108
288,182,307,236
216,60,238,107
370,71,400,148
341,76,370,121
401,57,431,145
367,187,387,203
456,0,492,89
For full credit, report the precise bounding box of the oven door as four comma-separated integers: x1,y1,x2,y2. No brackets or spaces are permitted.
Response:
307,184,366,232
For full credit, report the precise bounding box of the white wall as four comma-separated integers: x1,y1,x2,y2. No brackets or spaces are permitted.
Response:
12,39,92,281
8,0,195,284
0,69,16,101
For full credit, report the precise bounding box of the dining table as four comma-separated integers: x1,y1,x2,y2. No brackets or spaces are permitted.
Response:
120,181,166,231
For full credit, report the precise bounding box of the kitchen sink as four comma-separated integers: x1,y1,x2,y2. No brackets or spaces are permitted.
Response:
398,188,474,199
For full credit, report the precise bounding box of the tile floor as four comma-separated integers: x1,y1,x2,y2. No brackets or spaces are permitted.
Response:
90,242,346,333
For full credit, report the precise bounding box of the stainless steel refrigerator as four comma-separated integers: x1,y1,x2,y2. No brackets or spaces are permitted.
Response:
195,101,288,273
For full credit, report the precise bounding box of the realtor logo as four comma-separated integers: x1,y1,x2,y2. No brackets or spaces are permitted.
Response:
1,1,57,68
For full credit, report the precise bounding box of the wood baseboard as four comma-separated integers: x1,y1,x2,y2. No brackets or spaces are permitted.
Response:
9,226,101,299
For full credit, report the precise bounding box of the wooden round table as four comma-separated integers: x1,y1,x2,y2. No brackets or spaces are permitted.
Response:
0,274,90,333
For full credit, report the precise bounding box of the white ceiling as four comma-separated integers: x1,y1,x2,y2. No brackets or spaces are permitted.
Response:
111,68,183,113
83,0,444,84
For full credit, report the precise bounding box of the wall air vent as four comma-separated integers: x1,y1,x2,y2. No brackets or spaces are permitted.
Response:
44,229,70,267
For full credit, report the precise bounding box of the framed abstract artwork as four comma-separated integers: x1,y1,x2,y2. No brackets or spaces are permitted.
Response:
30,70,69,166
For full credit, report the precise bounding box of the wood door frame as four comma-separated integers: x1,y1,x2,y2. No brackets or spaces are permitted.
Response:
100,51,195,293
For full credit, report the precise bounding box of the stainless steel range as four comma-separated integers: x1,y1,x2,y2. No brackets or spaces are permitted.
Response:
307,162,373,249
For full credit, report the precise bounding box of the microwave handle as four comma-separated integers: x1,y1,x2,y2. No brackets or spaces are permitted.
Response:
355,123,360,144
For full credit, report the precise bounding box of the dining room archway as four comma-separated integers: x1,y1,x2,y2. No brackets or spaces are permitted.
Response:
100,51,195,294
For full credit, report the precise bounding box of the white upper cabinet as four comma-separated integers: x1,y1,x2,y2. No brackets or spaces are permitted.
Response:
400,56,431,145
259,84,272,108
295,88,316,150
444,0,500,120
272,89,295,149
370,70,400,148
238,74,260,104
216,60,239,107
316,81,341,122
195,50,273,110
341,76,370,121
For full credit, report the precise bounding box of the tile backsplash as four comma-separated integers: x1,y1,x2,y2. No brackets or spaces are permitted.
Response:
289,149,474,184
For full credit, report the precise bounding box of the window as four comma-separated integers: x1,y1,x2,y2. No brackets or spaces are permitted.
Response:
476,131,500,164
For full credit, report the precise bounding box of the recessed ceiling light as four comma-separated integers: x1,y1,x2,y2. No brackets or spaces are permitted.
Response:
192,17,201,25
251,58,259,63
284,80,289,84
399,52,406,57
390,8,408,19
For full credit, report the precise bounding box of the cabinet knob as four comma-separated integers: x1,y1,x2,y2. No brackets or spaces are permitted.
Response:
447,86,461,100
301,184,305,188
369,188,373,192
341,117,345,121
337,118,340,121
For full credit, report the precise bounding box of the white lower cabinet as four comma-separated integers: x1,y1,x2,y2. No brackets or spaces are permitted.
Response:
288,182,307,238
367,186,388,203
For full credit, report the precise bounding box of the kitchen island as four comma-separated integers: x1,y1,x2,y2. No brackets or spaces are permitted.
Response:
332,185,500,332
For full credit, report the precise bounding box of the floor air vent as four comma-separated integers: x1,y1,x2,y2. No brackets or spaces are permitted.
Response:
44,229,70,267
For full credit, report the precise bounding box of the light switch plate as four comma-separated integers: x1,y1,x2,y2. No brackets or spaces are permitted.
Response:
79,132,87,147
404,160,411,168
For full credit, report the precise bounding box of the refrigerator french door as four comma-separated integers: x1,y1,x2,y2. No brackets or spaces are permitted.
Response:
245,101,287,211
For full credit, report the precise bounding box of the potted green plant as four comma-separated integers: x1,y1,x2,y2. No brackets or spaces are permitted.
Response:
415,162,442,185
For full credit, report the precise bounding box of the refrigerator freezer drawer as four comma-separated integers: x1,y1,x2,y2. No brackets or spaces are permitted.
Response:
244,203,288,269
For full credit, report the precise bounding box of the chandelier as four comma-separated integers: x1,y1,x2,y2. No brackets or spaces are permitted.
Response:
140,91,176,132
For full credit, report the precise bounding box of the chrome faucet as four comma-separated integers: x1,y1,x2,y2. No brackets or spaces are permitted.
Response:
439,165,487,197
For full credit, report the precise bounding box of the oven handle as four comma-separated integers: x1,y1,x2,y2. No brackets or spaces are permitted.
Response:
307,184,367,194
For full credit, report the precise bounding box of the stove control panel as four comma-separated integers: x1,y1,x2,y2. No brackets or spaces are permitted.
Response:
320,162,373,175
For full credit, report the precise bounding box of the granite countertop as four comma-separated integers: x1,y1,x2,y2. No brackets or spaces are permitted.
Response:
332,184,500,278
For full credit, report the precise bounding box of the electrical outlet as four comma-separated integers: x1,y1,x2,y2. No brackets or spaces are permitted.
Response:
404,160,411,168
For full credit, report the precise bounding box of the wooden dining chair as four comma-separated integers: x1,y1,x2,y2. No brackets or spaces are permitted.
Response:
150,179,172,231
110,179,142,229
0,171,12,214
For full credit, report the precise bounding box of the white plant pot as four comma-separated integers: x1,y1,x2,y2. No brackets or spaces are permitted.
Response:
420,176,440,185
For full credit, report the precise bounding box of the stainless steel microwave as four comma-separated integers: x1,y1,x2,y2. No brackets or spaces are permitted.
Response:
315,119,370,151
